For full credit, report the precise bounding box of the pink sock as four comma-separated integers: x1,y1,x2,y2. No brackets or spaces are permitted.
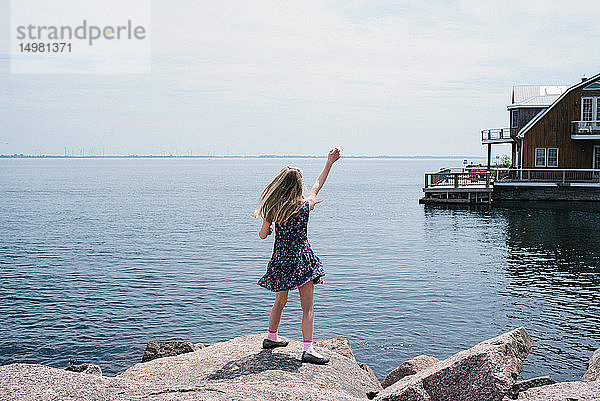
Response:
303,340,323,357
267,330,279,342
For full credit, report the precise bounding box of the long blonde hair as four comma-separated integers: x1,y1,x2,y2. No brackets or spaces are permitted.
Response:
257,167,304,226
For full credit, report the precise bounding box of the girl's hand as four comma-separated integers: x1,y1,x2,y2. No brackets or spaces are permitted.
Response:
267,226,273,236
327,148,341,165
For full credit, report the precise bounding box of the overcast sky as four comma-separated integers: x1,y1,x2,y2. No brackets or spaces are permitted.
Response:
1,0,599,157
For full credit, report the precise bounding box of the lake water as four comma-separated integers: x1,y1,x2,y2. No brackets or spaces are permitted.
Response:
1,158,599,381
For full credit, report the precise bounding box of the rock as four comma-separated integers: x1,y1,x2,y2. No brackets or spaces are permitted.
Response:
360,363,383,399
381,355,440,388
142,340,202,363
583,347,600,382
314,338,356,362
0,363,159,401
121,333,381,400
513,380,600,400
375,327,532,401
504,376,556,399
360,363,383,389
1,335,380,400
65,362,103,376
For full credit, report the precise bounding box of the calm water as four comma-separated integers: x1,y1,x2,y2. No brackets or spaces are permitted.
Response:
1,158,599,381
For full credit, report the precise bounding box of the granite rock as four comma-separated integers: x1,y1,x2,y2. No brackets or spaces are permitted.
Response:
375,327,532,401
514,380,600,400
142,340,202,363
360,363,383,399
360,363,383,389
0,334,380,401
65,362,103,376
0,363,158,401
121,333,381,400
583,347,600,382
314,338,356,362
504,376,557,399
0,330,540,401
381,355,440,388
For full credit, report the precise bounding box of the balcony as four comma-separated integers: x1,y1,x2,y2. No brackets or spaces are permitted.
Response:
571,121,600,139
481,128,514,144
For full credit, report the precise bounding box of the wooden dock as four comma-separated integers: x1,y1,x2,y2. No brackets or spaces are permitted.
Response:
420,169,493,204
420,168,600,204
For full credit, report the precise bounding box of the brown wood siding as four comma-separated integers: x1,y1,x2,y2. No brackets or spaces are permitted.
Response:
522,78,600,169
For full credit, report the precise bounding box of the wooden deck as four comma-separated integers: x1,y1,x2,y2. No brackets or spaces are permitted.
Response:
420,168,600,205
420,170,493,204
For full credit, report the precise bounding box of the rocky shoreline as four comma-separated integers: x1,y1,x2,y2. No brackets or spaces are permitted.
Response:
1,327,598,400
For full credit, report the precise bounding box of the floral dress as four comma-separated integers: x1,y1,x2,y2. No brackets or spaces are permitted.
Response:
258,200,324,292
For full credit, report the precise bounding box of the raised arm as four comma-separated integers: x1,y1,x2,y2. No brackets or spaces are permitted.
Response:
306,148,340,210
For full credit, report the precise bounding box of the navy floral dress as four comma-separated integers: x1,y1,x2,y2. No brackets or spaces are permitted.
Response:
258,200,324,292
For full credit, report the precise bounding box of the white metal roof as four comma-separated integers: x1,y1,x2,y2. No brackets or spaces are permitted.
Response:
517,73,600,139
510,85,569,107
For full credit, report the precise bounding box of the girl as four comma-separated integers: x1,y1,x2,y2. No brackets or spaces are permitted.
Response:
256,148,341,365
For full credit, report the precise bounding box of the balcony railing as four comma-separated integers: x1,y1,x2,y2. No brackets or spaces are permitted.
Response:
571,121,600,136
425,169,491,189
481,128,513,142
495,168,600,183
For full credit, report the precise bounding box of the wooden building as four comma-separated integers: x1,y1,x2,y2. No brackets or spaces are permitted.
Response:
482,72,600,170
421,73,600,205
518,74,600,169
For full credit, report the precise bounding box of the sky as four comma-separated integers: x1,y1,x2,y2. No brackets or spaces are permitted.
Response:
1,0,599,157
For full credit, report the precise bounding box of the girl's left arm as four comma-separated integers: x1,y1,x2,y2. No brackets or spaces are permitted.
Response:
259,219,272,239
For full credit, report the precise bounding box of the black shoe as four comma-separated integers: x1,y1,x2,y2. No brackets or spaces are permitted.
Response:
262,338,289,349
302,351,329,365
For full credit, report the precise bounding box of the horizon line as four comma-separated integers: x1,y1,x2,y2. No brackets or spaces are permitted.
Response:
0,154,485,159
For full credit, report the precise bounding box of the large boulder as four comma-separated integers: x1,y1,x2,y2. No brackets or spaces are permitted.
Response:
583,347,600,382
141,340,202,363
375,327,532,401
120,333,380,400
382,355,440,388
1,335,380,400
0,363,158,401
513,380,600,400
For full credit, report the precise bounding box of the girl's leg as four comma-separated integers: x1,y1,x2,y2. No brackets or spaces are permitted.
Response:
298,281,315,342
268,290,288,338
299,281,324,358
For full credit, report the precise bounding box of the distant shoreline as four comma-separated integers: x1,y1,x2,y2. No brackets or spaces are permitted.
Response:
0,154,482,160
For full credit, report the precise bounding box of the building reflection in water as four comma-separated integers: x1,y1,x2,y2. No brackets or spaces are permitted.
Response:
423,202,600,381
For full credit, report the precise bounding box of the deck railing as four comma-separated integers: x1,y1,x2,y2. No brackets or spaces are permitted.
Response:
481,128,512,142
571,121,600,135
495,168,600,183
425,170,491,189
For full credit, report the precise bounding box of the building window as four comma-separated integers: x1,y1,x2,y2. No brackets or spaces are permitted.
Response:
535,148,546,167
511,110,519,128
582,97,594,121
594,146,600,170
547,148,558,167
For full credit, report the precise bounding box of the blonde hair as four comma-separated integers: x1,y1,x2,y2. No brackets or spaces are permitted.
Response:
257,167,304,226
